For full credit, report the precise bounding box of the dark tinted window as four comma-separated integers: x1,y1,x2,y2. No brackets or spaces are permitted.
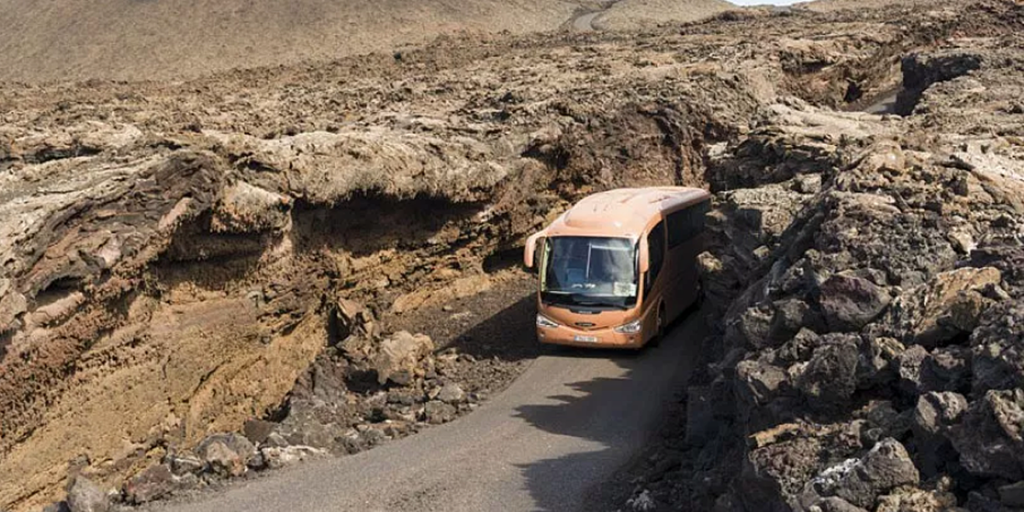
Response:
667,200,710,248
647,220,665,286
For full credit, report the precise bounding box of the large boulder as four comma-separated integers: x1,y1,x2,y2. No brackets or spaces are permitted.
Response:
816,275,890,333
736,358,793,430
950,389,1024,480
742,422,865,512
911,392,968,477
971,302,1024,394
725,306,774,351
896,345,971,398
196,433,257,477
856,336,904,389
373,331,435,385
796,334,860,411
883,267,1001,349
769,299,826,344
822,439,921,509
736,359,789,408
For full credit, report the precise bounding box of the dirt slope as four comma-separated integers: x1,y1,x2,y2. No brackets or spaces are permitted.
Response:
0,0,579,83
0,0,737,84
592,0,732,30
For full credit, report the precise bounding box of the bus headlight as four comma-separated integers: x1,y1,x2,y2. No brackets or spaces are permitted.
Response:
614,320,642,334
536,314,559,329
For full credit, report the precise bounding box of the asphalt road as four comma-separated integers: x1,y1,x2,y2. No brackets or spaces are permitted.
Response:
154,311,705,512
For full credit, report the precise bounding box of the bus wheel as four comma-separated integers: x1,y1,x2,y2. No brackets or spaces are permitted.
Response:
650,304,666,348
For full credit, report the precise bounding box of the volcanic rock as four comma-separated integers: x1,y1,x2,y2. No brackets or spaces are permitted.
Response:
196,433,257,477
258,445,326,470
436,383,465,403
123,464,197,504
373,331,435,385
65,477,109,512
423,400,457,424
971,302,1024,394
829,439,920,509
796,334,860,411
951,389,1024,481
816,275,890,333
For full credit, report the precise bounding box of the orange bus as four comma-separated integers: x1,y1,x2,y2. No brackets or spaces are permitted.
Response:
523,187,710,348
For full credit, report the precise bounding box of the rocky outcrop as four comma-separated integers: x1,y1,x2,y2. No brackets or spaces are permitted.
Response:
642,19,1024,510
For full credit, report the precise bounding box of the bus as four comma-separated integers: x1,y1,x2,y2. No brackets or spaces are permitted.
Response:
523,187,710,348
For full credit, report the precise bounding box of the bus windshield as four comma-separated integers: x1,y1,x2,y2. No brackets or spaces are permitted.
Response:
540,236,638,309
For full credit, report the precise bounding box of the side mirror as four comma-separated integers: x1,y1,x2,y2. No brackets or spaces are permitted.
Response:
638,236,650,273
523,232,545,269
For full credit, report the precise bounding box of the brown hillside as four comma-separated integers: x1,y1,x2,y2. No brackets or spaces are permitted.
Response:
0,0,735,84
0,0,580,83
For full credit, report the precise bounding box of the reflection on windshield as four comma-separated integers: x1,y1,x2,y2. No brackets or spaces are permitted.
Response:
541,237,637,309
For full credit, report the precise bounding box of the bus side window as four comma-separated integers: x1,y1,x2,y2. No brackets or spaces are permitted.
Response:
694,200,709,235
667,200,710,248
667,209,684,249
647,221,665,288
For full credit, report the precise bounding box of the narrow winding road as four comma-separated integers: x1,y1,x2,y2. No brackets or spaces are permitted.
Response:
154,312,705,512
572,10,604,31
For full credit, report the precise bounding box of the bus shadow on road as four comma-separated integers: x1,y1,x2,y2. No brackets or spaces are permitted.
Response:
511,310,706,512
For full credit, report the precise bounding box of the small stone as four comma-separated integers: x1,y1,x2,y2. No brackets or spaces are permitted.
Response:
196,433,256,477
66,476,110,512
259,445,326,470
123,464,197,504
387,388,421,406
626,489,656,511
436,383,465,403
814,497,868,512
166,454,204,476
423,400,457,424
794,173,822,194
263,432,290,448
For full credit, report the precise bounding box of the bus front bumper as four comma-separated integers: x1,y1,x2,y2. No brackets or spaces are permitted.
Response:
536,324,644,349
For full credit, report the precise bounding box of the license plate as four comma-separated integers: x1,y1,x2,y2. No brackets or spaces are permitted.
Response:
574,335,598,343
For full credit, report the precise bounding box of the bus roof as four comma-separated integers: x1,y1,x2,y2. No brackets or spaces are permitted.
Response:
545,187,710,238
